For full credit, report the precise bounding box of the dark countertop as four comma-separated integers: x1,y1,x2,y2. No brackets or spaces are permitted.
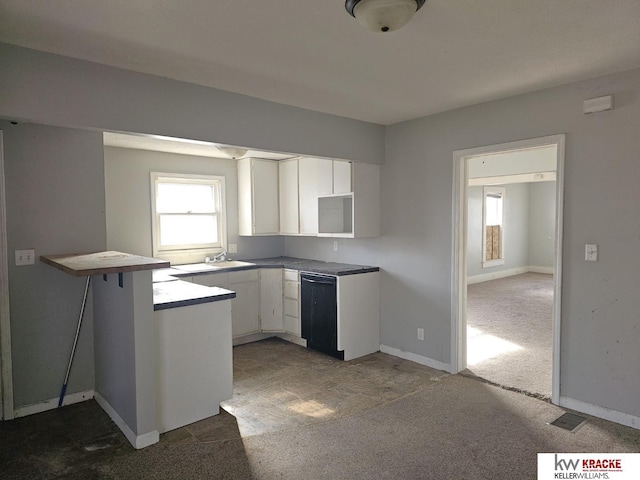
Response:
158,257,379,280
153,280,236,311
247,257,379,276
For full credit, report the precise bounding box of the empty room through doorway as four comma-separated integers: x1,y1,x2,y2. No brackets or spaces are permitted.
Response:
465,144,558,398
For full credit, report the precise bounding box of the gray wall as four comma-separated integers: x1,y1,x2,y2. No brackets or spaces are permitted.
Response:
383,68,640,419
2,121,105,408
467,183,530,277
104,146,283,262
529,182,556,268
0,43,384,164
466,181,556,277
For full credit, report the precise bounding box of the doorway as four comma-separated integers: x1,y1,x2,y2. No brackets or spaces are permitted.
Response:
0,130,14,420
451,135,565,405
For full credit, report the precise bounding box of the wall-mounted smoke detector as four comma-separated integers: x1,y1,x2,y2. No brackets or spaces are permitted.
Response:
583,95,614,114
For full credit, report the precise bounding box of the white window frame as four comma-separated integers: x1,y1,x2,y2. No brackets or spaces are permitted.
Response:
482,186,505,268
150,172,227,263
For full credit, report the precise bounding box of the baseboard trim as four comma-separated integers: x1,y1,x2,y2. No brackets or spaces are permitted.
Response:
559,396,640,430
232,331,274,346
467,267,530,284
276,332,307,347
467,265,554,284
529,265,554,274
14,389,94,418
94,392,159,449
380,345,450,373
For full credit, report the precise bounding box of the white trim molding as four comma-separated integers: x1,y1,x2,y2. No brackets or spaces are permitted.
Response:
467,266,530,285
380,345,451,373
14,390,94,418
559,396,640,430
467,265,554,284
94,392,159,449
451,134,565,408
0,130,14,421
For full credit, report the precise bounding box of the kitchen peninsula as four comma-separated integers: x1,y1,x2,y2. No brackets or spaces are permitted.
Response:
40,251,236,449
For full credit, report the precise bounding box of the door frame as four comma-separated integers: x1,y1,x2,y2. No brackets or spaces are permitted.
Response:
0,130,14,420
451,134,565,405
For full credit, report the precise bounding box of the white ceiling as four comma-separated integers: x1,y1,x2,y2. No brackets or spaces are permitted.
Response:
1,1,640,125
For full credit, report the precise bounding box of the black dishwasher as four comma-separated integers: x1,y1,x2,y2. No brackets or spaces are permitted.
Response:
300,272,344,360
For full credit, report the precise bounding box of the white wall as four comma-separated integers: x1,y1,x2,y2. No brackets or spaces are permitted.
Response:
466,181,556,278
467,183,530,278
383,68,640,421
104,146,283,262
528,182,556,268
1,121,105,408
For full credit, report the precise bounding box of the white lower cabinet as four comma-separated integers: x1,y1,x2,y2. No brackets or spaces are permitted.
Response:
186,267,379,360
228,270,260,337
283,269,301,337
337,271,380,361
190,270,260,338
259,268,283,332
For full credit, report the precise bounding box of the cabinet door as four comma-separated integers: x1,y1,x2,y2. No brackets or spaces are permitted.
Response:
298,158,318,235
231,280,260,337
316,158,333,196
237,158,253,236
279,159,300,234
252,159,280,234
260,269,283,331
333,161,352,194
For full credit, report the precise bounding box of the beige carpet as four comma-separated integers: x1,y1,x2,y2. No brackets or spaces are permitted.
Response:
467,273,553,398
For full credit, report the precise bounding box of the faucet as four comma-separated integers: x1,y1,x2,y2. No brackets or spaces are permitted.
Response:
212,251,227,263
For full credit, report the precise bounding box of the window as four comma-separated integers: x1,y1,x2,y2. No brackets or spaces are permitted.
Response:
482,186,505,267
151,172,226,261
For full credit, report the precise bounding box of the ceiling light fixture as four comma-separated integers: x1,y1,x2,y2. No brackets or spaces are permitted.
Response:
345,0,426,33
216,146,248,159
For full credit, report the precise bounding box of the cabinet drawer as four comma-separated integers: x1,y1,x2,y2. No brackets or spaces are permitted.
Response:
284,269,299,281
284,298,299,318
228,269,259,284
284,281,299,300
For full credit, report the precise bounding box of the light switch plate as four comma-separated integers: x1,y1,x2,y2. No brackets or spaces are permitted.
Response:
228,244,238,254
15,249,35,266
585,244,598,262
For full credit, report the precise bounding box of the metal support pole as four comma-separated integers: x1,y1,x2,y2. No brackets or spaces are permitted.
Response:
58,276,91,408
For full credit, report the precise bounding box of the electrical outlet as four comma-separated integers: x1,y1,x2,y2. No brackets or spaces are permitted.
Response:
228,243,238,254
333,241,338,252
15,249,35,266
417,328,424,341
585,244,598,262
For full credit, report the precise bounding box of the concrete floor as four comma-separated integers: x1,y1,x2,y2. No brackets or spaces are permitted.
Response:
1,337,638,479
1,338,448,478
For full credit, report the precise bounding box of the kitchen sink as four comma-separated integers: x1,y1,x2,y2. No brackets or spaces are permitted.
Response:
175,261,255,273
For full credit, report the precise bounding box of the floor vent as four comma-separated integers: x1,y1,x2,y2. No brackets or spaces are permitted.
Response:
549,412,588,432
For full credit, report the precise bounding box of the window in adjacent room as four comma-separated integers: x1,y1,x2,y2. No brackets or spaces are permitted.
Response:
482,186,505,267
150,172,226,261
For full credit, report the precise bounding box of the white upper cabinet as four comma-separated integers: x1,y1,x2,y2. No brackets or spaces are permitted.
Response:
238,158,279,236
298,158,319,235
279,158,300,234
318,162,380,238
333,160,352,194
317,159,352,195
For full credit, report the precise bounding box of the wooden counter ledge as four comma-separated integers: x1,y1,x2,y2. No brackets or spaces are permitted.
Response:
41,251,170,277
